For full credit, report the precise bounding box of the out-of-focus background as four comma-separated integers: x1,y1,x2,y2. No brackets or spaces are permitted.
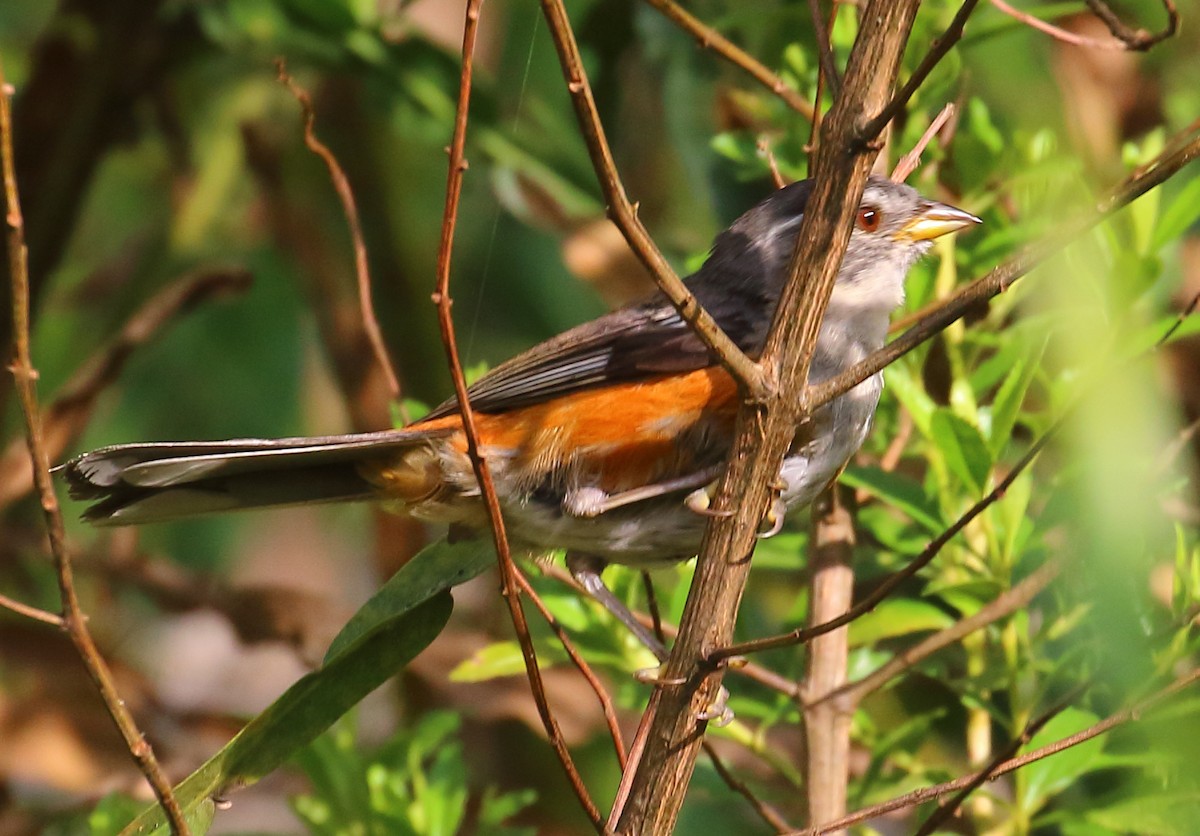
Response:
2,1,1200,833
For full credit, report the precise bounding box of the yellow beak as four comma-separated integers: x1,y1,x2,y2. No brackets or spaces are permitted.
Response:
894,201,981,243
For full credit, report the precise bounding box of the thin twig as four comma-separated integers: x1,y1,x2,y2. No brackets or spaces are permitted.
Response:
0,266,252,509
825,558,1062,707
790,667,1200,835
0,66,189,834
642,0,814,121
809,127,1200,414
539,0,768,399
890,103,956,183
861,0,981,143
431,3,604,830
0,591,63,626
807,0,841,98
989,0,1125,50
1083,0,1178,51
704,741,794,833
757,137,790,189
276,61,403,413
913,688,1079,835
515,569,627,770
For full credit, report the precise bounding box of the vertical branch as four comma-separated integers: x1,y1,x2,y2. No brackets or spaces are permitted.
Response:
615,5,922,832
429,2,604,829
801,487,856,831
0,65,189,834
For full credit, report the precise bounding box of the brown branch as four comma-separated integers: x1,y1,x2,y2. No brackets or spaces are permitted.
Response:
809,125,1200,414
913,690,1076,836
807,0,841,98
431,3,604,830
800,487,856,829
704,741,795,833
275,61,403,411
642,0,814,121
828,558,1062,707
539,0,768,399
989,0,1125,50
860,0,981,143
890,103,956,183
0,590,63,626
0,266,252,509
615,6,923,831
792,666,1200,835
1083,0,1178,51
515,569,627,771
0,65,189,834
714,417,1057,661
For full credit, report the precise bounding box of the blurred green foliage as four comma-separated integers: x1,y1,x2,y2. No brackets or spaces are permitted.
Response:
2,0,1200,833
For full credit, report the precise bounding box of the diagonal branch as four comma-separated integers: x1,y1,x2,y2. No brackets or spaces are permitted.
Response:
431,2,604,829
793,666,1200,835
642,0,814,121
859,0,981,143
539,0,767,398
809,125,1200,413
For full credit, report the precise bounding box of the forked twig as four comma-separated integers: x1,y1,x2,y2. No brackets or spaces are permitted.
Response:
0,66,189,834
1084,0,1178,51
431,2,604,829
890,103,956,182
860,0,981,143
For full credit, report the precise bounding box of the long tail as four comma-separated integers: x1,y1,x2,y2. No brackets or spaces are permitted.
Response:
59,427,453,526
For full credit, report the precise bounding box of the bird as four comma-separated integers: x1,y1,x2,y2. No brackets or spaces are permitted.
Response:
62,175,978,657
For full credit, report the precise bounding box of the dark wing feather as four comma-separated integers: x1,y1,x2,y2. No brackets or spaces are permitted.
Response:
425,302,709,418
425,178,813,418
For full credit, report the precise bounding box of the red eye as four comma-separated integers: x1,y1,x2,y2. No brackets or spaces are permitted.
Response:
856,206,882,232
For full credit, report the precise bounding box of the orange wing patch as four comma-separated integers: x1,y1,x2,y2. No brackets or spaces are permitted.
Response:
398,367,739,497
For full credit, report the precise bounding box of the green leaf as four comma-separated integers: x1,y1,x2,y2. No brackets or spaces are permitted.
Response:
1018,707,1105,814
449,641,528,682
1084,792,1200,836
849,598,955,646
121,592,453,835
842,466,944,533
326,537,495,663
930,409,993,494
987,341,1044,456
1153,174,1200,250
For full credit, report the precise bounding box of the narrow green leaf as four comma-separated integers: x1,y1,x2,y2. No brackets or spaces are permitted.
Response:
1152,174,1200,251
1018,707,1105,814
449,641,528,683
988,341,1044,456
930,409,993,493
326,537,494,664
842,466,944,533
121,594,452,835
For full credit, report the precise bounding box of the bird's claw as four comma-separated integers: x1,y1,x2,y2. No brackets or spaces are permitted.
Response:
697,685,734,727
757,495,787,539
685,484,733,517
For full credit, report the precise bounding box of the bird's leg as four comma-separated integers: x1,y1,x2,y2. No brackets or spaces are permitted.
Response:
565,552,733,727
566,552,667,660
562,466,725,519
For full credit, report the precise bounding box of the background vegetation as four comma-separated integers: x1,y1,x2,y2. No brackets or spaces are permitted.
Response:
2,0,1200,833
